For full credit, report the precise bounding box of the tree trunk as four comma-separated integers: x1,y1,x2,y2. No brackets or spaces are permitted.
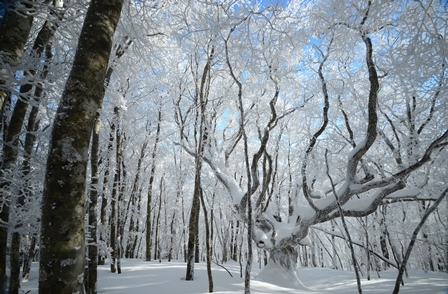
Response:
153,177,164,261
232,220,240,262
0,0,35,111
125,140,147,258
168,189,180,262
185,176,201,280
39,0,124,292
9,231,21,294
185,45,214,280
117,237,122,274
20,79,42,281
117,133,127,261
379,208,390,270
22,236,37,281
256,245,307,289
85,111,101,294
97,36,131,266
110,107,123,273
98,122,114,266
131,186,143,258
199,187,213,292
182,196,187,262
145,109,161,261
1,1,50,286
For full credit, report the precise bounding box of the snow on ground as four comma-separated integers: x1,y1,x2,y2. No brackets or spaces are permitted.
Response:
21,259,448,293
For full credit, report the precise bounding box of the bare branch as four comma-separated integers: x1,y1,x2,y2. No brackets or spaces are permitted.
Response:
301,37,333,212
313,227,398,269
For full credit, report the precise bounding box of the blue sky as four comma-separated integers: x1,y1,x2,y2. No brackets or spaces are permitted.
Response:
261,0,289,7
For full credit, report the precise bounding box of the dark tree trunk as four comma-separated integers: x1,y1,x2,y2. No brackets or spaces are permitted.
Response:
0,0,40,285
145,186,153,261
97,38,131,266
98,122,114,266
131,186,143,258
182,197,187,262
22,236,37,281
168,189,180,262
110,107,123,273
125,140,147,258
185,45,214,280
39,1,124,292
199,187,213,292
168,211,176,262
85,111,101,294
117,147,127,261
195,221,200,263
154,177,164,261
0,0,35,110
20,78,42,281
379,208,390,270
117,237,122,274
146,110,161,261
232,220,240,262
185,175,202,280
9,231,21,294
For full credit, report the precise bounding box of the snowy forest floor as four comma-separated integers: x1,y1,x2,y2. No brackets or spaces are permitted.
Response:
21,259,448,293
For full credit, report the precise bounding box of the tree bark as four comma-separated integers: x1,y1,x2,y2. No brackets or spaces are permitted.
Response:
145,109,162,261
154,177,163,261
0,0,35,110
185,144,203,280
125,140,147,258
98,122,114,265
168,187,181,262
39,1,124,292
97,37,131,266
85,111,101,294
185,45,214,281
110,107,123,273
22,236,37,281
256,245,306,289
199,187,213,292
8,5,63,292
0,1,44,286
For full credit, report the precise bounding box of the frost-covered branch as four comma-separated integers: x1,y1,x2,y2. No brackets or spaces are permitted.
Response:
313,227,398,269
175,142,244,206
301,37,332,212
